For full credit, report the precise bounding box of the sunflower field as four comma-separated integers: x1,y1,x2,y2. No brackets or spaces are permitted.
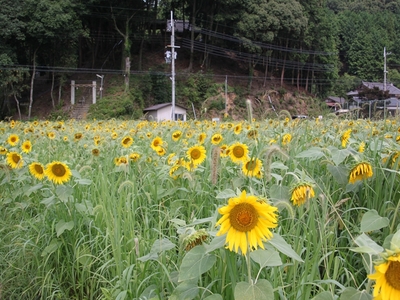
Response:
1,117,400,300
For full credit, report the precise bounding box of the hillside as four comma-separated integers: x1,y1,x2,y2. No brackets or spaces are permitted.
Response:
18,52,327,121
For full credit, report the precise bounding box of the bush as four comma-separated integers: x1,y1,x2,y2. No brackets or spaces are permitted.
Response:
88,93,136,119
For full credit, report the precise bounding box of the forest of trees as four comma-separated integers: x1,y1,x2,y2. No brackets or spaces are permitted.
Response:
1,0,400,118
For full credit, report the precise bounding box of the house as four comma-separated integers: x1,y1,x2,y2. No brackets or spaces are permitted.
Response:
325,96,346,110
143,102,187,122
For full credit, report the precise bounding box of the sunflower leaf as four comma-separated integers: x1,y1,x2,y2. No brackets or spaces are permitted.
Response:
203,294,223,300
178,245,216,282
234,279,273,300
267,233,303,262
360,209,389,232
295,147,325,160
169,280,199,300
311,291,334,300
350,233,383,255
250,249,282,268
215,189,236,199
339,287,372,300
55,219,75,237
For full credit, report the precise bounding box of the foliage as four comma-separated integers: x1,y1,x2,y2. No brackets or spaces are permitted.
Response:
88,93,137,119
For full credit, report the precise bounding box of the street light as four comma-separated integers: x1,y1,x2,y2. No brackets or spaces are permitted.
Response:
96,74,104,99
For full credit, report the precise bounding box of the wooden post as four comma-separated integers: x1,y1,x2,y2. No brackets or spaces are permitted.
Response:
71,80,75,105
92,81,96,104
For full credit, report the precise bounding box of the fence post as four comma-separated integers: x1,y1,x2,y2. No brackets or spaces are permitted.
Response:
71,80,75,105
92,81,96,104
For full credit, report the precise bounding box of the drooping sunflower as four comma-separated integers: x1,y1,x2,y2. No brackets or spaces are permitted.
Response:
349,162,373,184
216,190,278,255
21,140,32,153
29,162,45,180
247,129,258,139
156,147,167,156
368,249,400,300
234,123,242,135
6,152,23,169
211,133,223,145
45,161,72,184
229,142,249,164
151,136,164,151
121,136,134,148
290,184,315,206
172,130,182,142
341,129,352,148
198,133,207,144
242,158,263,178
187,145,206,166
0,146,8,155
7,134,19,146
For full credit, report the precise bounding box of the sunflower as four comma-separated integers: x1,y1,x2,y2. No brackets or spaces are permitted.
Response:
6,152,23,169
290,184,315,206
172,130,182,141
211,133,223,145
220,144,229,158
358,142,366,153
151,136,163,150
242,158,263,178
92,148,100,156
47,132,56,139
74,133,83,141
234,123,242,135
282,133,292,146
121,136,134,148
29,162,45,180
198,133,207,144
341,129,352,148
129,153,140,162
187,145,206,166
21,140,32,153
349,162,373,184
111,132,118,139
45,161,72,184
0,146,8,155
229,142,249,164
368,250,400,300
7,134,19,146
216,190,278,255
156,147,167,156
247,129,258,139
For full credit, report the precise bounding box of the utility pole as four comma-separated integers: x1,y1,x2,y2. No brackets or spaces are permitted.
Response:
166,11,180,121
384,47,391,119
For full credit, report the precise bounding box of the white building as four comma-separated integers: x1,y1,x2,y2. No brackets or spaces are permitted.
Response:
143,102,187,121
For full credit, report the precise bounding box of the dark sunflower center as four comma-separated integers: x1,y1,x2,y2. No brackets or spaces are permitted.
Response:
52,164,66,177
386,260,400,290
12,154,20,163
233,146,245,158
190,149,201,160
11,137,16,142
229,203,258,232
123,138,130,144
34,164,44,174
153,140,160,147
246,160,257,171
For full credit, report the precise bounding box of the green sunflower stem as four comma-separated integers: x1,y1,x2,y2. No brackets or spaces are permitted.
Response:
391,197,400,232
246,234,252,284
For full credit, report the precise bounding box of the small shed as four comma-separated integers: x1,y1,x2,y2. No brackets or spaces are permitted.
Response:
143,102,187,121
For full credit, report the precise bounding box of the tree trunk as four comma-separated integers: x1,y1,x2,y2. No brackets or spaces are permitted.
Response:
11,83,21,120
28,49,38,119
188,0,196,72
125,56,130,93
280,40,289,86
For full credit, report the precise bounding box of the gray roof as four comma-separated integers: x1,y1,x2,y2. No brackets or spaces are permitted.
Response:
143,102,187,111
362,82,400,95
326,96,346,104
